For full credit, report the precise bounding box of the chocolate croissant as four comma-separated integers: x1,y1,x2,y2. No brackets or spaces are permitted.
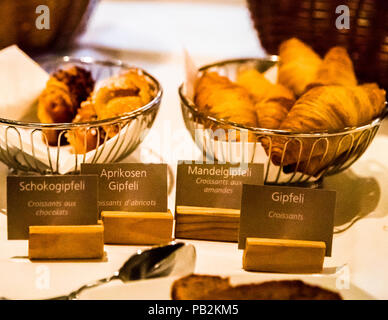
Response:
271,84,386,168
278,38,322,97
52,66,95,108
37,66,95,145
37,78,76,145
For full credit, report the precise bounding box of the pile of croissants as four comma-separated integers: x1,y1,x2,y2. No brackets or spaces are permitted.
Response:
38,66,155,154
194,38,387,176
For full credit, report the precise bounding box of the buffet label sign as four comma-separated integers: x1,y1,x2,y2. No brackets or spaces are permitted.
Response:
81,163,167,213
238,184,336,256
176,163,264,210
7,175,98,239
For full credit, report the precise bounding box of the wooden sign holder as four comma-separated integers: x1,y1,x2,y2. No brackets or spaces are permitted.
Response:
102,210,173,245
243,237,326,274
175,206,240,242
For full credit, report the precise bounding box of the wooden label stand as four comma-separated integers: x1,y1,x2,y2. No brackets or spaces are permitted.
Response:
175,206,240,242
102,210,173,245
243,237,326,274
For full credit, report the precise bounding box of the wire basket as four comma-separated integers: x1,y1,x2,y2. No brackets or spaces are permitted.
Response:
247,0,388,91
179,58,386,186
0,56,162,175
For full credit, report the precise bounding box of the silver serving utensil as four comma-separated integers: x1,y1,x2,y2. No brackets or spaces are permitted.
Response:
48,241,196,300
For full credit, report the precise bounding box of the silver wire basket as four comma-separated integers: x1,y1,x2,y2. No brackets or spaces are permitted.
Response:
179,58,387,186
0,56,162,175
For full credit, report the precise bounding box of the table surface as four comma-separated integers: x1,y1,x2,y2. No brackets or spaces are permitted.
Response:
0,0,388,300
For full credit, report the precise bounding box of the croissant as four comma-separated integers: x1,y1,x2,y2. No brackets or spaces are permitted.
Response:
66,99,105,154
51,66,95,108
278,38,322,97
37,66,95,146
93,70,155,138
237,69,295,129
307,47,357,90
195,72,257,128
237,69,275,102
37,78,76,145
271,84,386,167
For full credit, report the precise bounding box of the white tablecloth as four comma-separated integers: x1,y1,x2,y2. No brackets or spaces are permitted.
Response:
0,0,387,300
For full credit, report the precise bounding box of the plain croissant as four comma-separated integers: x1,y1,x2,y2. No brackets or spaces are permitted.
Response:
278,38,323,97
271,83,386,167
307,46,357,90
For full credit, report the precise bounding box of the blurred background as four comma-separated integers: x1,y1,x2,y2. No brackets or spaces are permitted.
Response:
0,0,261,61
2,0,387,89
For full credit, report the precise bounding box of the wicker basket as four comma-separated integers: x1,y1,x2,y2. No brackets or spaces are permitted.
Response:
247,0,388,91
0,0,99,54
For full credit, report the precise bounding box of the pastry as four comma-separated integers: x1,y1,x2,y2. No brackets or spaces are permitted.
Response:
51,65,95,108
66,98,105,154
192,40,386,177
278,38,323,96
38,77,75,145
271,84,386,167
93,70,153,119
237,69,295,130
195,72,257,129
37,65,156,153
171,274,342,300
92,70,155,137
307,46,357,90
37,65,94,145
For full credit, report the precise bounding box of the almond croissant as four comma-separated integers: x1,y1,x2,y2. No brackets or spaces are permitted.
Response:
195,72,257,128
